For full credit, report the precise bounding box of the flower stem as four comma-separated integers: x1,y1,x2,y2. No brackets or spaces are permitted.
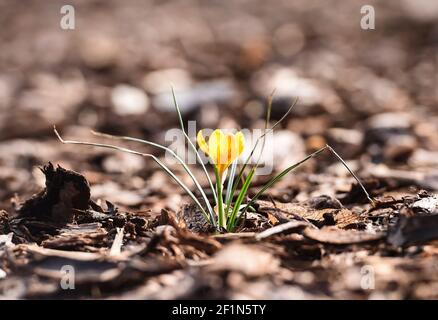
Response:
214,167,226,229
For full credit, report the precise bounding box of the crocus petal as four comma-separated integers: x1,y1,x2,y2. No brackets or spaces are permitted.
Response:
196,129,246,178
208,129,226,166
235,131,245,157
197,130,209,156
225,133,235,166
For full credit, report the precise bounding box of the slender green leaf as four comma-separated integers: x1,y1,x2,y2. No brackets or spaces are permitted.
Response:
214,166,225,229
227,167,255,231
326,144,374,204
227,97,299,210
242,144,374,217
224,160,237,210
241,146,329,215
91,130,216,226
171,87,218,205
54,127,212,223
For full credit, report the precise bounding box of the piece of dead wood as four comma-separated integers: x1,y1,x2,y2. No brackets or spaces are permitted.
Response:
76,206,127,228
41,233,109,251
109,269,195,300
256,200,310,222
306,195,342,209
255,220,312,240
368,163,438,191
157,209,222,254
411,195,438,214
212,232,256,240
2,249,182,299
369,195,405,211
0,233,14,248
33,260,121,284
7,244,131,291
59,222,103,234
8,218,60,243
340,177,384,204
41,224,109,251
207,243,280,277
139,225,177,256
256,200,363,229
22,244,103,261
160,209,186,230
140,223,222,259
109,227,124,256
303,226,385,244
177,230,222,255
178,204,216,233
387,212,438,247
0,210,9,234
28,247,179,283
17,163,90,224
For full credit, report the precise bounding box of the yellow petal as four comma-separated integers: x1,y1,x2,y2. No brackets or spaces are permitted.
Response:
198,129,246,177
208,129,226,166
197,130,209,156
225,133,235,166
235,131,245,157
221,132,245,169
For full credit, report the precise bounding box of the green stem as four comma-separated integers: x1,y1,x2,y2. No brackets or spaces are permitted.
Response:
214,167,226,229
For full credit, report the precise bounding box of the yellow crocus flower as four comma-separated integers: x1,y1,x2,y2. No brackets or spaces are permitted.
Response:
197,129,245,177
197,129,245,229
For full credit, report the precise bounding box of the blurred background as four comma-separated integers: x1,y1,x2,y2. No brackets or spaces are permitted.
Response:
0,0,437,213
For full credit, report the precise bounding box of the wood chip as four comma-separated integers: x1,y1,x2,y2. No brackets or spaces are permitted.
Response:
303,227,385,244
256,221,311,240
208,244,280,277
109,227,124,256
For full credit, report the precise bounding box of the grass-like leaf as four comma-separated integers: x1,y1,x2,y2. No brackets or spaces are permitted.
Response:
227,167,255,230
225,94,297,231
54,127,212,223
241,144,374,215
214,166,226,229
54,88,373,234
224,159,237,210
171,87,218,205
325,144,374,204
91,130,216,226
226,96,298,212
